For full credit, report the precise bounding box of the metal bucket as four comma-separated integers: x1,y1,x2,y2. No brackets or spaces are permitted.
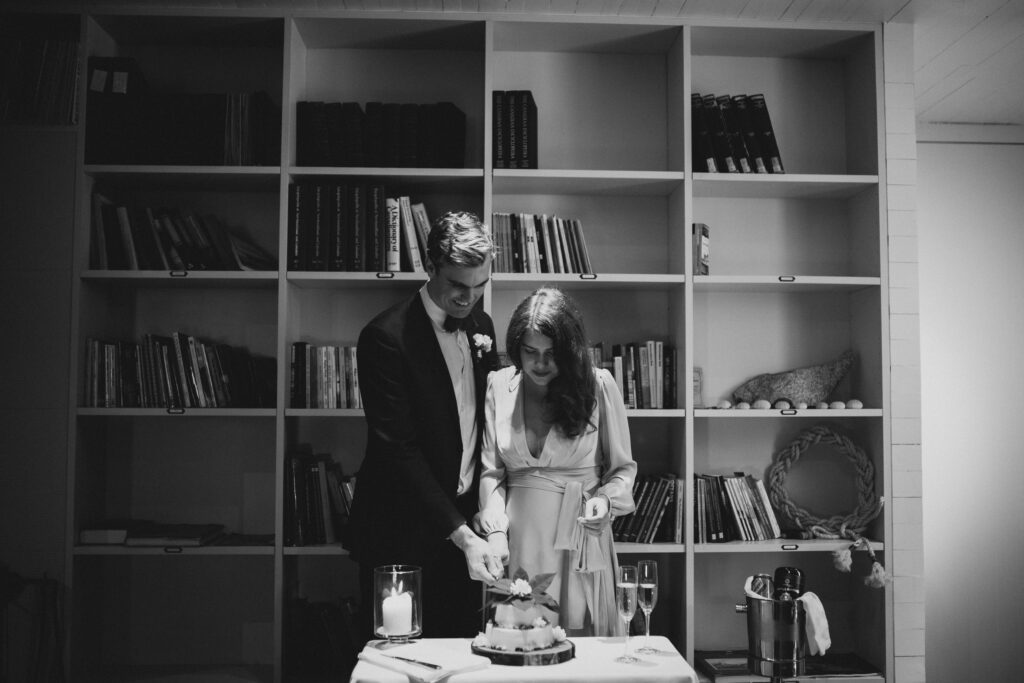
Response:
735,595,807,679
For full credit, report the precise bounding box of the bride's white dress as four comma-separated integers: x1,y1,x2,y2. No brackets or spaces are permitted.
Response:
478,365,637,636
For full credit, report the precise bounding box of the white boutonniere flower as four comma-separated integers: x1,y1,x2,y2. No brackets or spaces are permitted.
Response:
472,333,493,359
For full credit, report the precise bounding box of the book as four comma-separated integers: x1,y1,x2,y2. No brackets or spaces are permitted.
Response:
492,90,508,168
748,93,784,173
398,196,424,272
693,223,710,275
384,197,401,272
410,202,432,263
691,93,718,172
124,522,226,547
703,93,739,173
326,182,347,271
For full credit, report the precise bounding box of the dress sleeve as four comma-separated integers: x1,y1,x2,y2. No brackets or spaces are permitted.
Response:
477,371,509,533
594,369,637,517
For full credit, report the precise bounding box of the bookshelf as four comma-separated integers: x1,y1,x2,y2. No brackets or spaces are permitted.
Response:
52,7,905,682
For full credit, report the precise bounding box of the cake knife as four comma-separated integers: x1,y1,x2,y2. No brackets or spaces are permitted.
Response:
381,653,443,670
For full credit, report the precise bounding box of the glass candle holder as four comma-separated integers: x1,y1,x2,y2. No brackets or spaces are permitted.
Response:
373,564,422,642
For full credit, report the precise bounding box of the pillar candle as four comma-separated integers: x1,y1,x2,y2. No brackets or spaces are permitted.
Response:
382,590,413,635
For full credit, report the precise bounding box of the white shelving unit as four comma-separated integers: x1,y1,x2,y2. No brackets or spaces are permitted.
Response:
57,9,897,682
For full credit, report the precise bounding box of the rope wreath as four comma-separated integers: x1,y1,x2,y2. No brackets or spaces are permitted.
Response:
766,425,889,588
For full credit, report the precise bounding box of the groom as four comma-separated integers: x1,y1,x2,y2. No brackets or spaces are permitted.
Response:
349,211,503,639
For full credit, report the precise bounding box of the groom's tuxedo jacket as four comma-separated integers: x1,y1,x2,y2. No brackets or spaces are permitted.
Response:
348,292,500,567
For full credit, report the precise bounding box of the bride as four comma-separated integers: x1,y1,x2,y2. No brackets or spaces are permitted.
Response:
476,287,637,636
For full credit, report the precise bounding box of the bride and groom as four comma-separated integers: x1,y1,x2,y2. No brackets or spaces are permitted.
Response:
348,211,636,641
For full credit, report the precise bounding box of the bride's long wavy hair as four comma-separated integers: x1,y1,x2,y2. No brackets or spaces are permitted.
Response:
506,287,596,438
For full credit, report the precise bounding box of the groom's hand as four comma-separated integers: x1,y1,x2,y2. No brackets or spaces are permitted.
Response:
449,524,503,583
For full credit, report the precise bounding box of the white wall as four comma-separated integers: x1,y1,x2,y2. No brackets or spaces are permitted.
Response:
918,142,1024,682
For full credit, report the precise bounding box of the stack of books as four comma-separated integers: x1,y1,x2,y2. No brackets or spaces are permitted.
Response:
492,89,538,169
289,341,362,410
613,473,685,544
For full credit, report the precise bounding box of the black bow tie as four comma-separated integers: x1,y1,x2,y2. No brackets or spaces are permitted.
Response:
443,315,471,333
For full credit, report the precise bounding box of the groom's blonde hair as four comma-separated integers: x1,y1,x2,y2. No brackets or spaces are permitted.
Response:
426,211,496,269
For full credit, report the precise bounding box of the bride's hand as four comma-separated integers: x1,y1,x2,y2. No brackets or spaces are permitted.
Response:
578,495,611,531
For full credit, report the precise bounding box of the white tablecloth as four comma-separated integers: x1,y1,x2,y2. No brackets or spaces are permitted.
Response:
350,636,698,683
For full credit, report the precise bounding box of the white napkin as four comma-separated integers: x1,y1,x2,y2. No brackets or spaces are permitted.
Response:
743,574,772,601
797,591,831,656
357,641,490,683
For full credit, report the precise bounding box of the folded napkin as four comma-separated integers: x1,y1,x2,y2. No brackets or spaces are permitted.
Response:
797,591,831,656
357,641,490,683
743,574,772,600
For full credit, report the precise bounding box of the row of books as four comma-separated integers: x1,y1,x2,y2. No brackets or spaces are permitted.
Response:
90,193,275,271
83,333,276,409
289,342,363,410
694,472,782,544
296,100,467,168
613,473,684,544
692,92,784,174
86,88,280,166
599,341,677,410
288,182,434,273
492,89,538,169
491,212,593,275
0,25,79,125
284,446,355,547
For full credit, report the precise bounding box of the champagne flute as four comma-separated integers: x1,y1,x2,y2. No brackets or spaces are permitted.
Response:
615,564,639,663
635,560,659,654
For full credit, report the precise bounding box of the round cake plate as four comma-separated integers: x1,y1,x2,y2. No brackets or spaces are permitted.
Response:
471,639,574,666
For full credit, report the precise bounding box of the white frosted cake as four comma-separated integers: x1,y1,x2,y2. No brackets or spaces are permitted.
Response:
484,603,556,651
475,569,567,653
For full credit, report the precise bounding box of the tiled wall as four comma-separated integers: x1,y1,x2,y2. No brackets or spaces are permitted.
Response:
883,21,926,683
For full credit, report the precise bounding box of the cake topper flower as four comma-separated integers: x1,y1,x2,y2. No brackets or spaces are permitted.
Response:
473,333,493,360
483,567,559,612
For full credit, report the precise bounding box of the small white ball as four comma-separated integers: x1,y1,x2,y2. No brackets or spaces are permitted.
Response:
814,402,829,409
717,399,732,409
795,402,808,410
847,399,864,409
774,400,791,409
753,399,771,409
736,401,751,410
829,401,846,409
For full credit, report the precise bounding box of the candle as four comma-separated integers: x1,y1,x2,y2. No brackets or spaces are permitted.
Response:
381,589,413,636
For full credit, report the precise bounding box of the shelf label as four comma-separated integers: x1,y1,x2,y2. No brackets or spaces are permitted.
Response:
778,275,796,282
375,272,395,279
579,273,598,280
169,270,189,278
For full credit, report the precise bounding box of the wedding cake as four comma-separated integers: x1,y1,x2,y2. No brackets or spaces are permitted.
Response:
473,569,567,653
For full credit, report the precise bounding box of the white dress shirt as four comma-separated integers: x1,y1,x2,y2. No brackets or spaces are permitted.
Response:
420,286,478,495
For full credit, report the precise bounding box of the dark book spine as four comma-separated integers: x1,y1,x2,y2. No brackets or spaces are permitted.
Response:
749,93,784,173
716,94,752,173
287,183,303,270
327,182,346,271
492,90,506,169
691,93,717,173
308,184,327,271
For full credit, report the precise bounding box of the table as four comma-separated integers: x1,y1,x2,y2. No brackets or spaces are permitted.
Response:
350,636,698,683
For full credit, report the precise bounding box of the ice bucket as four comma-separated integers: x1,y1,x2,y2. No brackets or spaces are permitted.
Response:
735,595,806,679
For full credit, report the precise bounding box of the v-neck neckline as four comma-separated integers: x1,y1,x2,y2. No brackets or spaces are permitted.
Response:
517,375,552,460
